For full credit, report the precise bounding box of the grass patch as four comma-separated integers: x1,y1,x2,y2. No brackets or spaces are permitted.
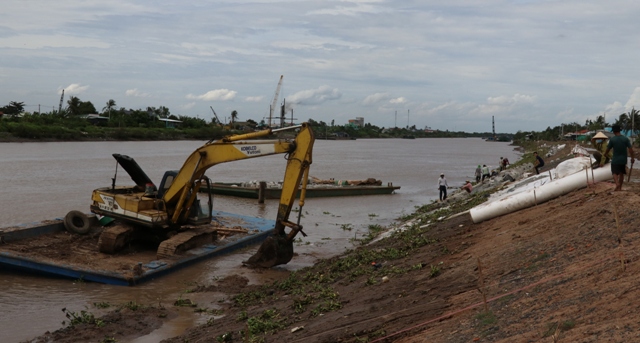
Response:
542,319,576,338
62,307,104,328
476,310,497,327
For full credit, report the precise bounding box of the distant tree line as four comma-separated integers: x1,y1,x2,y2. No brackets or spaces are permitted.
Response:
513,108,640,143
1,97,508,141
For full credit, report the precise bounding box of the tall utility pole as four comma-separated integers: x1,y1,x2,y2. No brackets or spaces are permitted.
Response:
632,107,635,145
394,111,397,128
407,109,410,128
492,116,496,140
279,98,286,128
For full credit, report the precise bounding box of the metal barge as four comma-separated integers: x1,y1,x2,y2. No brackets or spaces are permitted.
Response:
201,182,401,200
0,211,275,286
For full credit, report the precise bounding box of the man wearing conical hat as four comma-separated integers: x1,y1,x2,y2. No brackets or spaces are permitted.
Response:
591,131,612,167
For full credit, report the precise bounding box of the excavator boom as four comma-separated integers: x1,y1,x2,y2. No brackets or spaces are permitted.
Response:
244,123,314,267
162,124,312,226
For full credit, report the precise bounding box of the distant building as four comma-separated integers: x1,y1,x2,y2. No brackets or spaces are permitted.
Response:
81,114,109,125
348,117,364,127
158,117,182,128
563,129,589,141
604,127,636,138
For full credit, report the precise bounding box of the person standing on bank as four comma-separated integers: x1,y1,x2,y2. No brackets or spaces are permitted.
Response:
481,164,490,181
601,124,635,191
475,165,482,183
438,173,448,201
533,152,544,174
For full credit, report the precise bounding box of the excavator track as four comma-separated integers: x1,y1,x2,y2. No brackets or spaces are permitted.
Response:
98,224,135,254
156,227,217,260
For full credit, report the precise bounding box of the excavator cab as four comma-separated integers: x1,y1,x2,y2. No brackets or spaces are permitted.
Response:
156,170,213,226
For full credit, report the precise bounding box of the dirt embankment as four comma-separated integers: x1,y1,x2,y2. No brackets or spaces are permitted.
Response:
26,142,640,343
28,305,177,343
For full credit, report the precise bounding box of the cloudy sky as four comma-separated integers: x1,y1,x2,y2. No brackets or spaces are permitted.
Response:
2,0,640,133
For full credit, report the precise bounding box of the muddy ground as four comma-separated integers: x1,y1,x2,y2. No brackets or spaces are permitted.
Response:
25,143,640,342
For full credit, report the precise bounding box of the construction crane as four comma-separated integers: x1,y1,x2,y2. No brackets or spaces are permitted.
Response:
210,106,222,126
269,75,283,127
58,89,65,113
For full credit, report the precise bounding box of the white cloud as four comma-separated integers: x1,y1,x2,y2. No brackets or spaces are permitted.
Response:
287,86,342,105
182,102,196,110
389,97,407,105
554,108,587,124
59,84,89,95
124,88,151,98
362,92,389,105
604,101,625,116
601,87,640,117
186,89,237,101
125,89,152,98
245,96,264,102
0,34,109,49
487,94,536,105
624,87,640,110
308,1,387,16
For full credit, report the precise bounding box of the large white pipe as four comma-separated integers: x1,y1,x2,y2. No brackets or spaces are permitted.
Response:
470,167,611,223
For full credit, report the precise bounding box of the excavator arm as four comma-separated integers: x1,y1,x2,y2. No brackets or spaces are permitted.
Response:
161,123,314,267
243,126,313,267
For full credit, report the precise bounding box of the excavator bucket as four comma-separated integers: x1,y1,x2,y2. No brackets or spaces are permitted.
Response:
243,234,294,268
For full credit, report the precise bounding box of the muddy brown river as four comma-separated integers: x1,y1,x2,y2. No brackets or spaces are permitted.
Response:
0,138,520,342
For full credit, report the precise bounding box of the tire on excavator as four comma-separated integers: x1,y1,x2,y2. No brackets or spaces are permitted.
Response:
64,210,91,235
243,235,294,268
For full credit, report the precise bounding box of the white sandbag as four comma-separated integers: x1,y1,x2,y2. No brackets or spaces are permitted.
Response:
555,156,595,179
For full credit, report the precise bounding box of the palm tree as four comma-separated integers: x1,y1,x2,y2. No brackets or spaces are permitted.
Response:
626,108,639,143
102,99,116,120
615,113,630,132
595,114,607,129
102,99,116,113
103,99,116,119
67,96,81,116
8,101,25,114
159,106,170,117
230,110,238,129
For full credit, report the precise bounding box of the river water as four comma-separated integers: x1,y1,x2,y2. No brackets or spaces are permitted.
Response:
0,138,520,343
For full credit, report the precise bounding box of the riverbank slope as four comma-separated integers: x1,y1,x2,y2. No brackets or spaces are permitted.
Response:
26,143,640,343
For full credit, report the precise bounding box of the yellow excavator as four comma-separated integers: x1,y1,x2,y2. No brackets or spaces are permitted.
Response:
70,123,314,268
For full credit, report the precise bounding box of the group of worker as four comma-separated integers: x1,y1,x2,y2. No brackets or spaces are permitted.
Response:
472,157,510,183
437,125,635,202
438,173,470,202
438,158,507,201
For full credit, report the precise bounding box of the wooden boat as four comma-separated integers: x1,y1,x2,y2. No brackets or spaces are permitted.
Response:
0,211,275,286
200,179,400,199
